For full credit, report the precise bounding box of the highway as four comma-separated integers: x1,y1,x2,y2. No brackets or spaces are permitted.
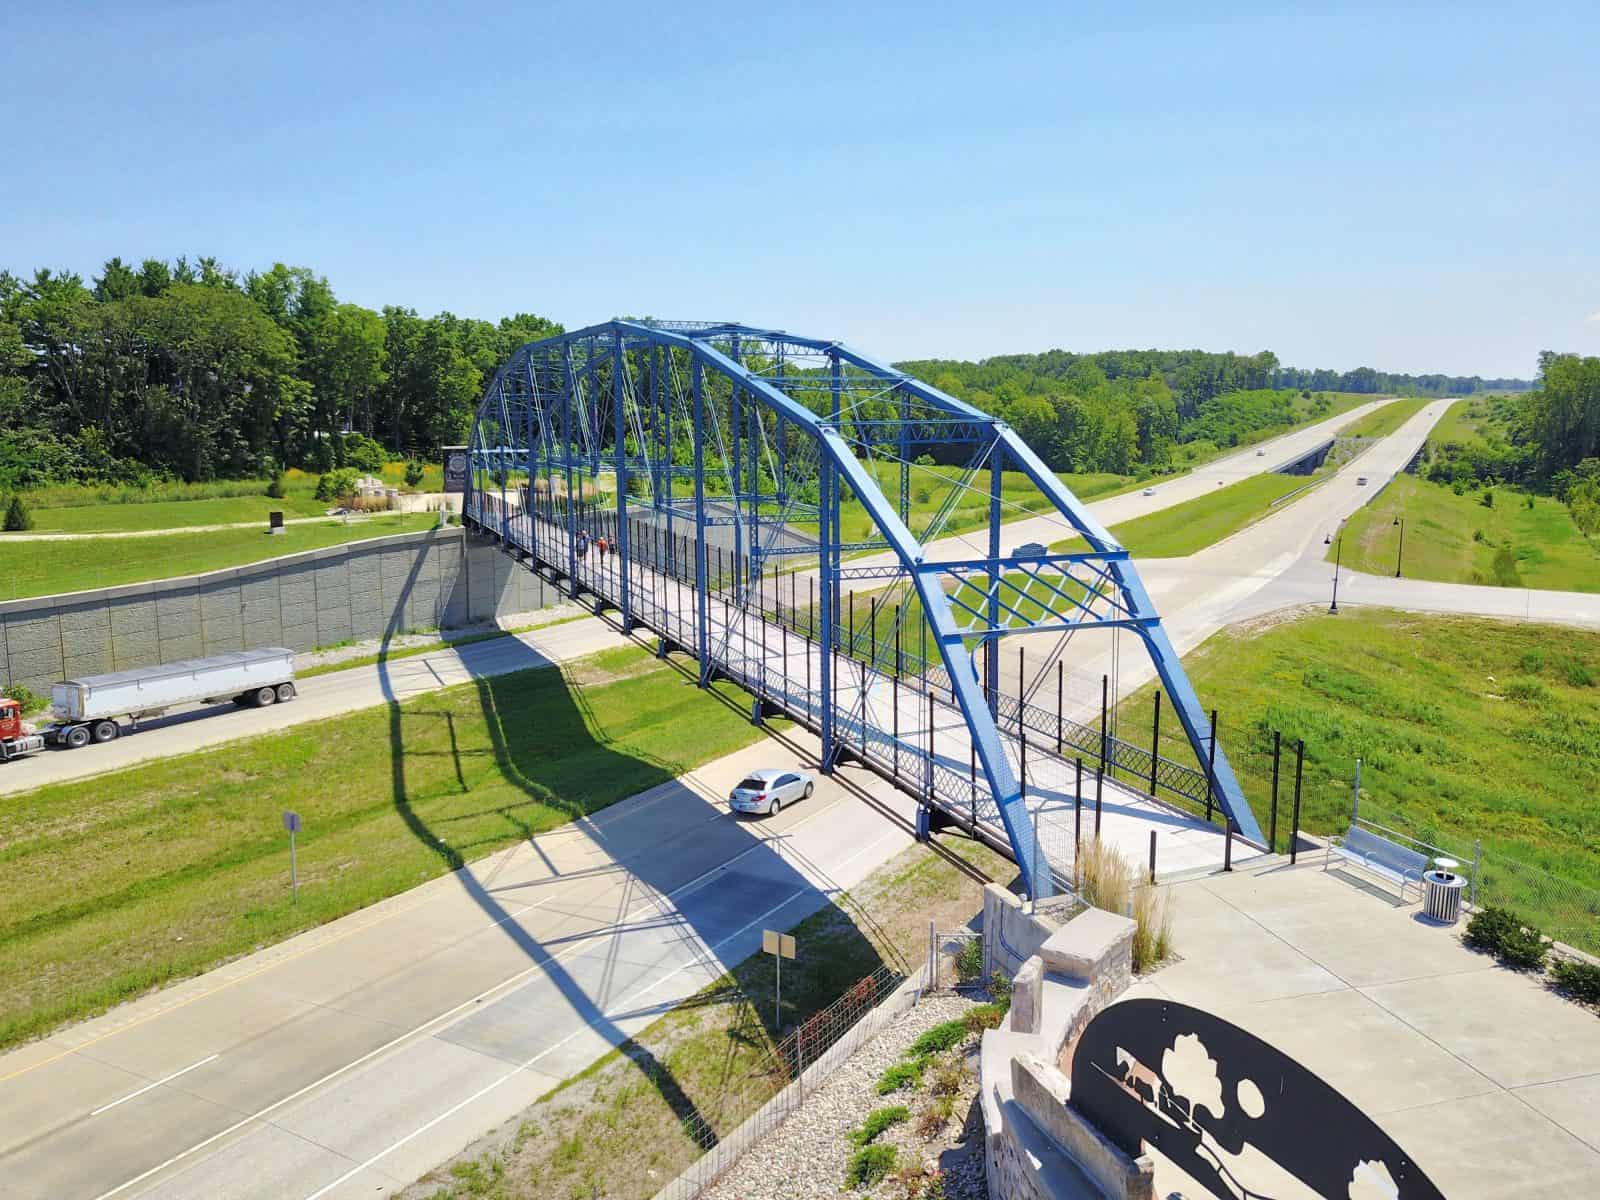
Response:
3,395,1597,1199
0,732,919,1199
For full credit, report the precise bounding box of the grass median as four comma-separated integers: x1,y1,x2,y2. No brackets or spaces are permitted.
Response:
1338,396,1429,440
0,643,774,1050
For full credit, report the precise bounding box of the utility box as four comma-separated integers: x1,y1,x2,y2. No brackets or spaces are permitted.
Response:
269,510,285,535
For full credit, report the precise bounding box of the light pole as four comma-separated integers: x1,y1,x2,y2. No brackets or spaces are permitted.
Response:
1324,530,1342,614
1393,515,1406,578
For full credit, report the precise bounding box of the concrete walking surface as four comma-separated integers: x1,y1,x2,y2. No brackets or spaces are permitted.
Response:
1126,862,1600,1198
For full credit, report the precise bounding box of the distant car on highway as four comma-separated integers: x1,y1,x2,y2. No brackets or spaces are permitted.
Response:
729,768,815,816
1357,476,1369,486
1141,487,1156,496
1256,449,1266,456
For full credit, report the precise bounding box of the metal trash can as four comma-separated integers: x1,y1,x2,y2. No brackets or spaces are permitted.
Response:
1423,870,1465,924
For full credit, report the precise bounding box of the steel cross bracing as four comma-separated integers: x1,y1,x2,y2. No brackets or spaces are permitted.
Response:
464,321,1264,899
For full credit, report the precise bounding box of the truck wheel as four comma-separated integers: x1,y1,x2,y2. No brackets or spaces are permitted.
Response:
65,725,91,749
254,686,277,707
276,682,296,703
92,720,119,743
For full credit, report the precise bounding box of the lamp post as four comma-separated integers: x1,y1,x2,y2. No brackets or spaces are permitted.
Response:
1393,515,1406,578
1324,530,1342,614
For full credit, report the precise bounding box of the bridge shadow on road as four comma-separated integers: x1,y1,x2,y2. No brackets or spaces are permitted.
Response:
373,586,894,1160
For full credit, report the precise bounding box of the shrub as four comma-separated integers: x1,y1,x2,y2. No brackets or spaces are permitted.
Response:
988,970,1012,1014
1472,527,1485,542
845,1143,896,1189
875,1056,930,1095
953,937,983,983
1552,959,1600,1006
850,1105,910,1146
963,1003,1005,1034
2,682,44,713
4,494,33,531
1077,836,1134,915
910,1020,969,1058
1131,883,1176,972
1562,658,1595,688
404,460,426,488
916,1094,956,1137
897,1165,948,1199
914,453,936,467
929,1058,968,1097
1481,488,1495,508
342,432,387,473
266,471,286,499
315,468,361,503
1465,906,1547,971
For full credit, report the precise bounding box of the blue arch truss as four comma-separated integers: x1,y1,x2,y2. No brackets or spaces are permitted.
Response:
464,321,1263,898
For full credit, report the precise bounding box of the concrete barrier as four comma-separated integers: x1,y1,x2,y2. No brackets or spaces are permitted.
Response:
0,527,556,693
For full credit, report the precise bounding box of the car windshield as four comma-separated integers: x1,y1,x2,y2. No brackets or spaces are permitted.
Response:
735,776,767,791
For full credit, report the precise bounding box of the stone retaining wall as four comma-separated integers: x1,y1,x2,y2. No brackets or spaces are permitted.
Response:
0,528,555,692
980,892,1151,1200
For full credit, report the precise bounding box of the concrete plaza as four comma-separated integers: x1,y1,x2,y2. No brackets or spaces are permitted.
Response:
1126,860,1600,1198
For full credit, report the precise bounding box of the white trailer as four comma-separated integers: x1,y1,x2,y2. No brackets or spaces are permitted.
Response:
45,647,296,749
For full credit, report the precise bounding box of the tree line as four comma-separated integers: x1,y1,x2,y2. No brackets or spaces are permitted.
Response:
0,256,561,489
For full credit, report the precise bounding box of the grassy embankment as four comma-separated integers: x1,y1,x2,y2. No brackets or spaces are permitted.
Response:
0,511,440,599
16,461,445,533
0,643,776,1050
1332,398,1599,591
1115,607,1600,948
407,832,1014,1200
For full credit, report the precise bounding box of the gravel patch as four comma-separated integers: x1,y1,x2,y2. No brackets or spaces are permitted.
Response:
702,992,990,1200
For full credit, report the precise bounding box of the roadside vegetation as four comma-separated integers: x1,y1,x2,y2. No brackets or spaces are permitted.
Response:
402,833,1015,1200
0,643,776,1049
1330,364,1600,589
0,511,440,599
1115,607,1600,948
1335,474,1598,591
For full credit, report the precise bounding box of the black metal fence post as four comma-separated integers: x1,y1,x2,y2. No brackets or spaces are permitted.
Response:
1269,730,1282,853
1056,661,1063,753
1149,691,1162,797
1149,830,1157,884
1099,674,1109,785
1290,738,1305,865
1204,708,1218,822
1094,763,1104,837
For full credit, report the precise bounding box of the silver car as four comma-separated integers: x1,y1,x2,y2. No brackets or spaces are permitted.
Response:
729,768,815,816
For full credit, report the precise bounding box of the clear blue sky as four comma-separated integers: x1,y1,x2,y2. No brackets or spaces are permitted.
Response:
4,1,1596,378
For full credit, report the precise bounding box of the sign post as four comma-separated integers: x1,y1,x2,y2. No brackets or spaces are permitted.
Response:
762,929,796,1029
283,811,301,903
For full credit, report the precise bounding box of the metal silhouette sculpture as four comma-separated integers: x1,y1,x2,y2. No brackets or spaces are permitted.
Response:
1071,999,1444,1199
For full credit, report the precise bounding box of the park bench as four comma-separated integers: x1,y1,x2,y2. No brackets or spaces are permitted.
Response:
1325,824,1429,902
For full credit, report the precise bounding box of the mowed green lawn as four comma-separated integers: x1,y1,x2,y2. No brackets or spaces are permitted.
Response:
1049,469,1320,559
1115,608,1600,948
0,645,771,1049
1338,396,1429,440
0,512,439,599
1334,474,1599,591
28,492,330,531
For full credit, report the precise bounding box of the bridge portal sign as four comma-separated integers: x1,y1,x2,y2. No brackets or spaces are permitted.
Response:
443,446,468,494
1071,998,1444,1199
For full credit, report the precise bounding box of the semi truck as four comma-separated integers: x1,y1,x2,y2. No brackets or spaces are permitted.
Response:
0,647,296,760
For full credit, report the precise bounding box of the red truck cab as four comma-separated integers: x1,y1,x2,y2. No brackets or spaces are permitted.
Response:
0,699,46,760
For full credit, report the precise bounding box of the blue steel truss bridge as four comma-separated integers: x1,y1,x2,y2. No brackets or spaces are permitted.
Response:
464,321,1265,899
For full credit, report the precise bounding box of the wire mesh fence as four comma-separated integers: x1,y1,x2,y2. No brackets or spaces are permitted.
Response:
653,963,916,1200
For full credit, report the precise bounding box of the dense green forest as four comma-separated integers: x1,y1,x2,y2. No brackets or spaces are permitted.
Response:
0,257,561,489
1417,351,1600,534
0,254,1552,495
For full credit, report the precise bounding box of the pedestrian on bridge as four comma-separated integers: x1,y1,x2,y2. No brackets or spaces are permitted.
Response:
575,529,590,559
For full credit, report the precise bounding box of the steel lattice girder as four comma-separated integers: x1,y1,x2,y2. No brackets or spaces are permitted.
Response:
466,320,1264,897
